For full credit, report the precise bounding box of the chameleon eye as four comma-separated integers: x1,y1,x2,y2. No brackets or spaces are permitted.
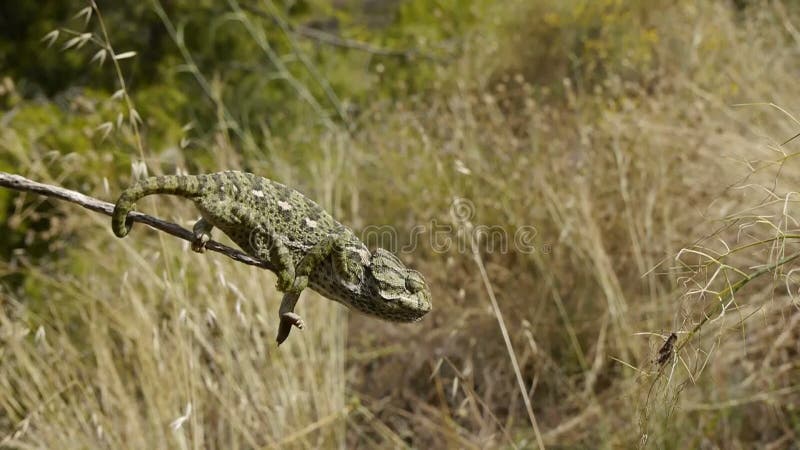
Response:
405,274,425,293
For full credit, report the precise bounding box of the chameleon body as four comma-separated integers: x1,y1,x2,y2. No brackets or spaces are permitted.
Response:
111,170,431,344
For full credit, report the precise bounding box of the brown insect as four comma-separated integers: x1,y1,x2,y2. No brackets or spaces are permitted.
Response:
656,333,677,366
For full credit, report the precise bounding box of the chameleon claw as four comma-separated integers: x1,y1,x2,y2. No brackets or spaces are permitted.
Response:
191,233,210,253
276,312,305,345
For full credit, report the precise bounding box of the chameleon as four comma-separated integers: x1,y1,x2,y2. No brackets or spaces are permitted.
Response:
111,170,431,344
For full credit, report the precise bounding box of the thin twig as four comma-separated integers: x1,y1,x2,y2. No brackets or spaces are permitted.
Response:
259,0,349,125
0,172,276,272
226,0,337,131
293,24,438,61
239,3,441,61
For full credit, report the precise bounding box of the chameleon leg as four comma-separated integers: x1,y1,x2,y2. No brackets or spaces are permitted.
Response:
275,291,304,345
332,238,364,286
275,232,352,345
191,218,214,253
250,223,296,292
195,194,297,291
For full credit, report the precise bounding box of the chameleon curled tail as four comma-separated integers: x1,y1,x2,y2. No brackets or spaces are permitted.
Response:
112,174,206,237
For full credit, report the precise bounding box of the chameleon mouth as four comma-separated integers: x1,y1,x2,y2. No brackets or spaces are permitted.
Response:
405,287,432,321
418,288,432,314
374,288,431,322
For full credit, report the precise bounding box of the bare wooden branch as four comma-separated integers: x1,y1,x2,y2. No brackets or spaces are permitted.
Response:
0,171,277,272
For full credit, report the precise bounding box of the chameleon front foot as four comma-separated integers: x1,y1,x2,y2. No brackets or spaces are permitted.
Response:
275,312,305,345
191,218,213,253
191,234,210,253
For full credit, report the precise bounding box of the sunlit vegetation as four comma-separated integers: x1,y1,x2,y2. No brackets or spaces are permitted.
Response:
2,0,800,447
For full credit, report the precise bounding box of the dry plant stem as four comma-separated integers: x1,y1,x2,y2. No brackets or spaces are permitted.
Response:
90,0,145,159
0,172,276,272
266,403,355,450
470,235,546,449
675,250,800,355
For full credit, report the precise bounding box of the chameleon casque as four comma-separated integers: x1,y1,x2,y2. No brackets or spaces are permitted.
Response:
111,170,431,344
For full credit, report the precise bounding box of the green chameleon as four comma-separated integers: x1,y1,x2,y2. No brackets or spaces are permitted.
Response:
111,170,432,344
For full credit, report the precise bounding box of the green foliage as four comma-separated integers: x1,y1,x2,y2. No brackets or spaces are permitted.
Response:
0,0,86,96
495,0,664,90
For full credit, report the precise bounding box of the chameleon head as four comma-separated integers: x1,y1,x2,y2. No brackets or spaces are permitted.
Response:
365,248,432,322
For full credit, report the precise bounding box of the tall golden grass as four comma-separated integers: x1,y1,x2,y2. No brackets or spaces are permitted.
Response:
2,0,800,448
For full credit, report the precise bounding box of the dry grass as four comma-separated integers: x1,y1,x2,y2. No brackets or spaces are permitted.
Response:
3,0,800,448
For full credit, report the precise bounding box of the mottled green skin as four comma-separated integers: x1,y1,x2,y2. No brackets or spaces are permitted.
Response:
112,171,431,343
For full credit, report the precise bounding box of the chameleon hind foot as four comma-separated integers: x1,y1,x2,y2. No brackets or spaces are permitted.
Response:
276,312,304,345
